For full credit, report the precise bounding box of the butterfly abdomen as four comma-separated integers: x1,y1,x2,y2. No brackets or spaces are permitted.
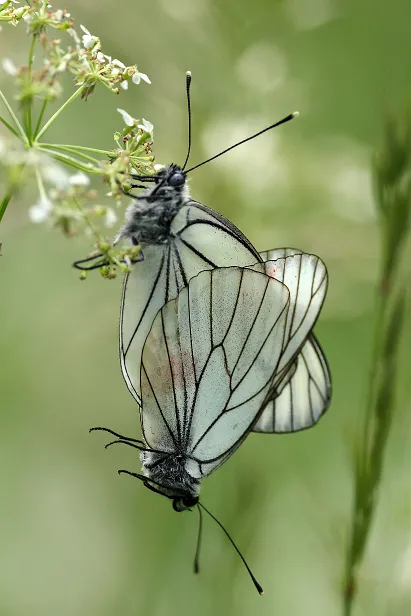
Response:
141,451,200,500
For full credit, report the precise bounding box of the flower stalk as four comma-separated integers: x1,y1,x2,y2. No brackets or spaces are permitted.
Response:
343,109,411,616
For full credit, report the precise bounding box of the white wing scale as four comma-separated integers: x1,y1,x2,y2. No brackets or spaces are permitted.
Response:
251,250,331,433
140,267,290,476
252,336,331,433
120,202,261,406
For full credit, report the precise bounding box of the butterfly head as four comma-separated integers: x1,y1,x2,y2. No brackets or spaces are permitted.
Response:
152,163,187,191
172,494,199,512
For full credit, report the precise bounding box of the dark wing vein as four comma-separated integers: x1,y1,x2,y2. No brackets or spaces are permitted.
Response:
123,251,166,357
221,269,244,346
285,254,302,349
229,278,270,383
180,200,261,260
173,243,188,287
176,237,218,268
142,365,178,448
165,243,171,302
161,311,181,444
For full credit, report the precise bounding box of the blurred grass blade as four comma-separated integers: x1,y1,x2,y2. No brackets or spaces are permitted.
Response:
343,108,411,616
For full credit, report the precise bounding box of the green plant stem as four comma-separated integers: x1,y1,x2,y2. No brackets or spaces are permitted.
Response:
0,192,12,224
35,166,47,202
73,196,100,240
28,33,36,73
39,147,102,174
343,254,406,616
24,34,37,144
35,86,85,141
0,113,21,138
0,88,27,143
39,143,101,165
41,143,114,157
34,98,49,139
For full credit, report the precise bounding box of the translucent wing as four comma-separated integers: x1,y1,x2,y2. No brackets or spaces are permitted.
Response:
252,335,332,433
250,251,330,433
259,247,304,261
140,267,290,474
250,252,328,376
120,202,261,406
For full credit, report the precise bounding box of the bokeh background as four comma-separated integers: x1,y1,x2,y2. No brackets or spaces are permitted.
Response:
1,0,411,614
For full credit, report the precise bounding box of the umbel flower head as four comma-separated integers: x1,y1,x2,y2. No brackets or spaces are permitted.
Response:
0,0,156,263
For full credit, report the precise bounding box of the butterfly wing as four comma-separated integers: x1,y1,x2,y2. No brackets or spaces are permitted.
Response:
252,335,332,432
250,252,331,433
140,267,290,473
120,201,261,406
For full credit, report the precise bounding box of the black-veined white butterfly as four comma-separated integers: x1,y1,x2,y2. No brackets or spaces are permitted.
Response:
75,74,330,432
92,255,328,592
83,73,331,592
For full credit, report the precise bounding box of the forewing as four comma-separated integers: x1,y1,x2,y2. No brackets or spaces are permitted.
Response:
140,267,290,464
120,201,261,406
120,245,170,406
185,268,290,468
252,335,332,432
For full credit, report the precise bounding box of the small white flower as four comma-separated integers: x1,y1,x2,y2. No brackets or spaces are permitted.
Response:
120,81,128,91
67,27,80,45
15,7,28,18
96,51,105,64
2,58,17,76
112,59,126,69
132,70,151,85
41,161,70,189
80,25,99,49
22,12,32,23
117,108,135,127
138,118,154,135
29,196,53,223
105,207,117,227
68,171,90,187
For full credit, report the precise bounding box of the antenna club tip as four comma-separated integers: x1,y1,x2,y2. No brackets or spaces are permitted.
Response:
186,70,192,77
292,111,299,118
258,589,264,596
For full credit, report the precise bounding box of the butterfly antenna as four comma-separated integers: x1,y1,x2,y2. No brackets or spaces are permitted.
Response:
198,502,264,595
193,504,203,574
185,111,299,174
182,71,192,171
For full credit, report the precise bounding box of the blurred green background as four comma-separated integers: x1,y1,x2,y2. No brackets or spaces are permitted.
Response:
1,1,411,614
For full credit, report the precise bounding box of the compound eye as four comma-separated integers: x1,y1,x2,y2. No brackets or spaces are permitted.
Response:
173,498,185,512
183,495,199,508
168,172,185,187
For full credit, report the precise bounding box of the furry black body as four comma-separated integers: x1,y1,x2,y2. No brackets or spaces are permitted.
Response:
141,450,200,511
120,164,189,247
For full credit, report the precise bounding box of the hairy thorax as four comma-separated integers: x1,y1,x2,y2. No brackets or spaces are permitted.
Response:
120,165,190,246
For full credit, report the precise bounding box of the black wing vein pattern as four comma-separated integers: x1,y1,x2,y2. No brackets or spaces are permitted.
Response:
140,267,290,477
249,249,331,433
119,201,261,407
252,334,332,433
